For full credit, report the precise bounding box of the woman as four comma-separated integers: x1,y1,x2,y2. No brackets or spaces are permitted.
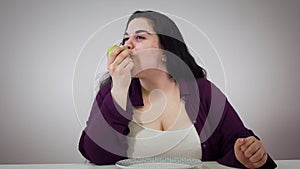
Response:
79,10,277,168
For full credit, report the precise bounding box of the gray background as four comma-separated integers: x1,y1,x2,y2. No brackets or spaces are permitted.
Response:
0,0,299,164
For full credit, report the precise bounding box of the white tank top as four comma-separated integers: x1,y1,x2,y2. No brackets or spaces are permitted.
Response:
127,121,202,159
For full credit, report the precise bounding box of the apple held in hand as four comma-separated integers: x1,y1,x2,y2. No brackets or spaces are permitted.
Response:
106,45,128,57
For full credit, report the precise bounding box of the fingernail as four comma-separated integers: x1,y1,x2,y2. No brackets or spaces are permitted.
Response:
239,138,244,142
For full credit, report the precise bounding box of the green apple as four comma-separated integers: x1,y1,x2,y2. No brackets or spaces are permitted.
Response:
106,45,128,57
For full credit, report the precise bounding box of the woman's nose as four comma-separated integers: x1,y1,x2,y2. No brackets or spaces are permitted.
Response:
124,38,134,49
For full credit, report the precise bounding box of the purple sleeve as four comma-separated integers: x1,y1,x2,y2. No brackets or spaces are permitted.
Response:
198,80,277,168
216,99,277,168
78,83,132,165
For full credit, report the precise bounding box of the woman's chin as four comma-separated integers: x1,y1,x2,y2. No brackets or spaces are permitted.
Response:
132,72,145,78
132,69,166,79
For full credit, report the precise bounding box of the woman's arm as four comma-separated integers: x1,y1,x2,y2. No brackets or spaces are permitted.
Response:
216,98,277,168
197,79,277,168
78,83,132,165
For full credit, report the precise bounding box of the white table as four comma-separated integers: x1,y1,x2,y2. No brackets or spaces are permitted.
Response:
0,162,235,169
0,160,298,169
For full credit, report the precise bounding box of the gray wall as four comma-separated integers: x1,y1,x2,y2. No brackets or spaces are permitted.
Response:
0,0,299,164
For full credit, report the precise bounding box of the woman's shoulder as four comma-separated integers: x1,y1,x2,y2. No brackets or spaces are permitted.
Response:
195,78,226,99
195,78,212,87
195,78,212,93
196,78,225,91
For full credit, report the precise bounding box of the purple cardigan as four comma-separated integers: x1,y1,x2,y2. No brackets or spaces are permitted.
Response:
79,78,276,168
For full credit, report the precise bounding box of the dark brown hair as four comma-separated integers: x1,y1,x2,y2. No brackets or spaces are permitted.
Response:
124,10,206,79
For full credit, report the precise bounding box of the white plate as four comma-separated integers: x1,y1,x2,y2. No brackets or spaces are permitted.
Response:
115,156,202,169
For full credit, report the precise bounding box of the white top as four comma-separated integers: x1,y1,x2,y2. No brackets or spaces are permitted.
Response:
127,121,202,159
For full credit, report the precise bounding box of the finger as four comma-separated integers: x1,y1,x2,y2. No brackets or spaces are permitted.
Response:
234,138,247,164
235,138,246,150
112,47,131,66
114,57,133,75
107,46,124,65
117,57,133,70
244,141,260,158
123,59,134,72
252,152,268,168
240,136,256,152
249,147,265,163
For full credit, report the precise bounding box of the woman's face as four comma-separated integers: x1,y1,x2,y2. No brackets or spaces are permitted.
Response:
123,17,160,52
124,18,166,77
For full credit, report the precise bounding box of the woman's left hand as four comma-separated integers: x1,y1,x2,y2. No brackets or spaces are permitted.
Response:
234,136,268,168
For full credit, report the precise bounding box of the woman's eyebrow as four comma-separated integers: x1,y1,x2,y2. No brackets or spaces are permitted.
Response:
124,30,152,36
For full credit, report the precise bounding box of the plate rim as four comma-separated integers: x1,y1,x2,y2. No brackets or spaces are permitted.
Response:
115,156,202,169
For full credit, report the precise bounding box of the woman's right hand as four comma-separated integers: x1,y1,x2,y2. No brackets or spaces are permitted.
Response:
107,45,134,109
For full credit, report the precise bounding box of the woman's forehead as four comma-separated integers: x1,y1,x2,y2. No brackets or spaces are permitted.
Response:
126,18,155,35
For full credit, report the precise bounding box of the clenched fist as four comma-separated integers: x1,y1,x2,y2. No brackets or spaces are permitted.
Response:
234,136,268,168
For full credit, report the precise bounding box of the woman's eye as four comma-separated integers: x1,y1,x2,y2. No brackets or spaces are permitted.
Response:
136,35,145,40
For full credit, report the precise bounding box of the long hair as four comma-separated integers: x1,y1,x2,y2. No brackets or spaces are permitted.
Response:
100,10,206,87
124,10,206,79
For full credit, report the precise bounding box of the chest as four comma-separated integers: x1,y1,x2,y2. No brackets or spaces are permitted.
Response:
133,96,193,131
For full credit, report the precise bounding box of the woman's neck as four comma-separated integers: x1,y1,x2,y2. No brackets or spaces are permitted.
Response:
139,72,177,95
